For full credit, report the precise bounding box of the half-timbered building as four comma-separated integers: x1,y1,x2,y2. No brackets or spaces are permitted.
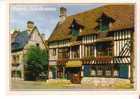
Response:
11,21,46,80
48,5,134,82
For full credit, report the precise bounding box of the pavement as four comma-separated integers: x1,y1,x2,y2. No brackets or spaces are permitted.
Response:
10,77,134,90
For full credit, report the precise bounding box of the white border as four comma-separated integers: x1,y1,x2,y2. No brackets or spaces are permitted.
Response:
0,0,139,96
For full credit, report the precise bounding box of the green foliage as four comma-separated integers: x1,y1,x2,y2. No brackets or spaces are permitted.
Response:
24,45,48,80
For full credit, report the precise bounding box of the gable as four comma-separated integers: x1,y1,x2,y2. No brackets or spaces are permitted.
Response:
24,28,45,49
30,28,42,43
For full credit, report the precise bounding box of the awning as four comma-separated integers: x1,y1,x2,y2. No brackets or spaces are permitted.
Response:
66,60,82,68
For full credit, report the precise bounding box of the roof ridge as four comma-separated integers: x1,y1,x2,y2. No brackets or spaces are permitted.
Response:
67,4,133,19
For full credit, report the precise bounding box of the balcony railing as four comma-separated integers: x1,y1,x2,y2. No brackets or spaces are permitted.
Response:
95,56,112,62
82,56,113,63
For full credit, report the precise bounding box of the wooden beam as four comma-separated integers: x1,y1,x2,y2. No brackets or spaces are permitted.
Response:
130,31,134,84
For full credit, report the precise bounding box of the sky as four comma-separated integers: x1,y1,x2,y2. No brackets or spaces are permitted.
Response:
10,4,104,39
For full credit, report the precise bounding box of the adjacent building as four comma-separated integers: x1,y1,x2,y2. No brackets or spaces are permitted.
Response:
48,5,134,82
11,21,46,80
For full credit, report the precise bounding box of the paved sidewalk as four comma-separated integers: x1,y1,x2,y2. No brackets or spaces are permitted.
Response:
11,77,133,90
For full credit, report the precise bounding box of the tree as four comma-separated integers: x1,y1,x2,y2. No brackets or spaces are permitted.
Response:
24,45,48,80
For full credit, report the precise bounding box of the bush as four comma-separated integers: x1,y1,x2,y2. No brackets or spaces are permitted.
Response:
24,45,48,80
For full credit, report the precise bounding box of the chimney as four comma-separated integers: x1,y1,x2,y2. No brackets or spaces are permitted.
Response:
27,21,34,33
59,7,67,24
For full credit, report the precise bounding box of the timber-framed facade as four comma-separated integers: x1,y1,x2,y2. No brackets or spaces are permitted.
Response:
11,21,46,80
48,5,134,83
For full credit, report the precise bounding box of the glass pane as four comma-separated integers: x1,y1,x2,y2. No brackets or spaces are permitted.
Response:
105,70,111,76
114,70,119,77
97,70,103,76
91,70,96,76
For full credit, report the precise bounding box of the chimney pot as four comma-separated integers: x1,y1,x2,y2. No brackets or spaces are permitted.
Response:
59,7,67,24
27,21,34,33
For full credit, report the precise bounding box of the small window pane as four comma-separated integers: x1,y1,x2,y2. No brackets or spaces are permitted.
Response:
114,70,119,77
97,70,103,76
105,70,111,76
91,70,96,76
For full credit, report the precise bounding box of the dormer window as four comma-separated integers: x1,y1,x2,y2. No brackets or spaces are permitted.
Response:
96,13,115,32
69,19,84,36
99,18,109,32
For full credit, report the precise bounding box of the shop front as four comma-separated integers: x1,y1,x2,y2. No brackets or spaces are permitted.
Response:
83,64,119,78
118,64,129,79
65,60,82,84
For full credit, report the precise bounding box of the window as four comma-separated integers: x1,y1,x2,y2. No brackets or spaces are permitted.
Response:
91,69,96,76
12,55,16,64
36,43,40,47
12,55,19,66
96,66,103,76
16,70,21,77
71,45,79,59
71,28,79,36
70,19,84,37
99,19,109,32
91,66,96,76
96,42,113,56
16,55,19,62
96,13,115,32
52,49,56,56
58,48,70,59
114,70,119,77
97,70,103,76
105,70,111,76
85,45,94,57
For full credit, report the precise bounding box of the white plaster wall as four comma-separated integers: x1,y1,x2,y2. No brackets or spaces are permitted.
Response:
24,29,45,50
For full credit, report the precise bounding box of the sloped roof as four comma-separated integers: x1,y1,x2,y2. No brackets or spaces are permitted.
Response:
48,5,134,42
11,31,19,43
12,26,47,52
12,31,29,52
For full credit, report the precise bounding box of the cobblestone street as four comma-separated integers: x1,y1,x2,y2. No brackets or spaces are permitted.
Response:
11,77,133,90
